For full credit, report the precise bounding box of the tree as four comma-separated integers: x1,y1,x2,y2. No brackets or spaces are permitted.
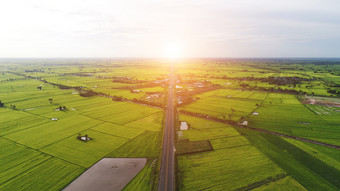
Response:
48,98,53,103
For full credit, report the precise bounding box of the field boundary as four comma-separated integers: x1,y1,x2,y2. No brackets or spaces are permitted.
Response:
234,173,287,191
1,137,86,168
179,112,340,150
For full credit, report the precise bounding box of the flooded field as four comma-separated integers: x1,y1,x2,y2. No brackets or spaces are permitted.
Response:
63,158,147,191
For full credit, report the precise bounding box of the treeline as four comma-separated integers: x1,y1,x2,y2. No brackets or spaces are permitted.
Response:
261,76,312,86
327,89,340,95
0,100,16,109
176,86,220,106
65,73,93,77
0,100,4,107
112,83,161,90
181,75,315,88
112,76,146,84
112,95,165,108
7,71,80,90
78,89,99,97
236,86,307,95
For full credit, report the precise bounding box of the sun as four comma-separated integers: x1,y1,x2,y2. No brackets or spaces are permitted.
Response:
164,43,182,59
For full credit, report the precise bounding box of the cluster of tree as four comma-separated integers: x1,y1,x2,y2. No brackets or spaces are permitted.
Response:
77,134,91,142
9,105,16,109
179,110,237,125
114,83,159,90
0,100,4,107
37,86,43,90
239,83,249,88
67,73,93,77
210,76,310,87
112,95,124,101
24,69,43,72
131,98,164,108
280,67,296,70
112,76,146,84
56,106,68,111
176,85,220,106
5,78,26,81
251,86,307,95
145,91,164,95
52,83,74,90
79,89,98,97
261,76,311,86
327,89,340,95
111,95,164,108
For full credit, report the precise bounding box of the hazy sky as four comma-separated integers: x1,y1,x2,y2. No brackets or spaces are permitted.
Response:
1,0,340,58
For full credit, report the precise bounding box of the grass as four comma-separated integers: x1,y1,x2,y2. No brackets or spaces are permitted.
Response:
175,139,212,155
91,122,144,139
179,114,227,130
0,108,50,136
123,159,158,191
0,138,84,191
0,138,41,183
177,145,285,191
237,127,340,190
284,138,340,171
248,93,340,145
181,89,267,121
176,114,303,190
252,176,307,191
41,130,129,168
180,126,239,141
179,114,240,141
99,107,160,125
209,136,250,150
5,115,103,149
107,131,162,158
0,156,84,191
125,111,164,131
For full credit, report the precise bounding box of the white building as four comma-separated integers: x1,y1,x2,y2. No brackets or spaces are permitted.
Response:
180,121,189,130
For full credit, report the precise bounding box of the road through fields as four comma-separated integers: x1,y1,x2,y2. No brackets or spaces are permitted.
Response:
158,63,175,191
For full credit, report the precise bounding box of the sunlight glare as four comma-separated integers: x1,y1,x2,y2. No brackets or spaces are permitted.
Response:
164,43,182,59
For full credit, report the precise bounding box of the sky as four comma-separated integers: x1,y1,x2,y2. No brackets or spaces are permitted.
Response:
1,0,340,58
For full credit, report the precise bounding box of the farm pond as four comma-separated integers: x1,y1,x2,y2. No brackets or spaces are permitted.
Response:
63,158,147,191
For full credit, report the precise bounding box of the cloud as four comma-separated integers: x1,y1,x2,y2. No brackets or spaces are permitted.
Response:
1,0,340,57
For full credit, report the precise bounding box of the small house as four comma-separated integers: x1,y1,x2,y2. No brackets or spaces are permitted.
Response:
180,121,189,130
131,90,141,93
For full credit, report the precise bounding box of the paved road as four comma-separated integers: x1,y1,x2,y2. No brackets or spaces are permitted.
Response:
158,63,175,191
